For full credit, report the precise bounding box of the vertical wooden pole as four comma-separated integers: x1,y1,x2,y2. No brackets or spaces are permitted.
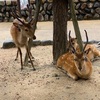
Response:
17,0,21,17
24,0,41,65
68,0,83,51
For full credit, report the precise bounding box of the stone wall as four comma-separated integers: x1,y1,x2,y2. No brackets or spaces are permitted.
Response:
0,0,100,22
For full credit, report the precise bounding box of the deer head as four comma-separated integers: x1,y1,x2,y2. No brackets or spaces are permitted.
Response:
11,8,36,40
70,30,91,71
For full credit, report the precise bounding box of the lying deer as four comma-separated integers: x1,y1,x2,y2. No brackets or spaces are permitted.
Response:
57,31,92,80
10,10,36,70
68,30,100,61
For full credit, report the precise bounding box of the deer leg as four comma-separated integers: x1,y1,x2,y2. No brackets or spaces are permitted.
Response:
29,51,34,59
25,46,36,71
67,72,79,81
18,47,23,70
28,51,34,63
15,49,19,61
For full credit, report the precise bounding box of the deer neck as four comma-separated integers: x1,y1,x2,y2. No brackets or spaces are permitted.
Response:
18,32,28,46
75,62,88,76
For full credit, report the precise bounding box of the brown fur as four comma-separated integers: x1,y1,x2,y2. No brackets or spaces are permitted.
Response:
10,18,36,70
68,37,100,61
57,50,92,80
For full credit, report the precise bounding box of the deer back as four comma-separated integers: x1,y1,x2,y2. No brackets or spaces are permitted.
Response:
85,44,100,60
57,48,92,80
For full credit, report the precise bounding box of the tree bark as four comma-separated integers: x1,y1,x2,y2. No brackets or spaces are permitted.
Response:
53,0,68,64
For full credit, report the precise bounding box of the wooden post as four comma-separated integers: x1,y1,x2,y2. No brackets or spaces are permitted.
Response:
68,0,83,51
24,0,41,65
17,0,21,17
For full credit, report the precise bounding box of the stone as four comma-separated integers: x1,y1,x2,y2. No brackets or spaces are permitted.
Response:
89,0,96,1
6,1,11,6
38,14,44,21
84,14,92,19
75,10,79,14
42,0,47,3
41,10,45,15
47,3,52,10
40,40,53,46
85,8,91,13
50,15,53,21
40,6,43,12
0,13,2,16
2,40,15,49
32,40,41,46
44,3,48,11
6,6,10,11
33,4,36,9
81,3,87,9
46,10,51,15
93,13,100,19
6,12,9,17
48,0,53,3
79,10,85,14
91,9,95,14
0,0,100,22
44,14,49,21
0,1,5,6
0,16,3,22
87,2,93,8
1,7,6,12
11,1,17,6
80,0,88,2
75,3,81,9
77,14,84,20
94,2,100,8
74,0,79,3
9,17,14,22
95,8,100,14
4,17,9,22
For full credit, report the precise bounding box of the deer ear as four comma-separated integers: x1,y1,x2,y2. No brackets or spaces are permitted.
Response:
13,22,18,27
84,48,91,54
71,49,75,54
69,35,72,39
71,47,76,54
13,22,23,27
13,22,23,31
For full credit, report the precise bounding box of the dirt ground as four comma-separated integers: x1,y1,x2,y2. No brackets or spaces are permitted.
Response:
0,45,100,100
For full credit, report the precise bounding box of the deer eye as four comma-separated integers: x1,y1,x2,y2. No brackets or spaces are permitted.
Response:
82,57,88,61
25,29,28,32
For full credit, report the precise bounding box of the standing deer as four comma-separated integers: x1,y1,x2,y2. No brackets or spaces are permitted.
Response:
57,31,92,80
10,10,36,70
68,30,100,61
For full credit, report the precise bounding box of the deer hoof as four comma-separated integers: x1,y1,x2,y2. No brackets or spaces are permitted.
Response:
33,68,36,71
21,67,23,71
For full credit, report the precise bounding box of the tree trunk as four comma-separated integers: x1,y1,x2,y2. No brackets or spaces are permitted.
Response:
53,0,68,64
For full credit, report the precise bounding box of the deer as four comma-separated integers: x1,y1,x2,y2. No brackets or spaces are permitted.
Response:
67,32,78,52
57,31,93,80
68,30,100,61
10,9,36,70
